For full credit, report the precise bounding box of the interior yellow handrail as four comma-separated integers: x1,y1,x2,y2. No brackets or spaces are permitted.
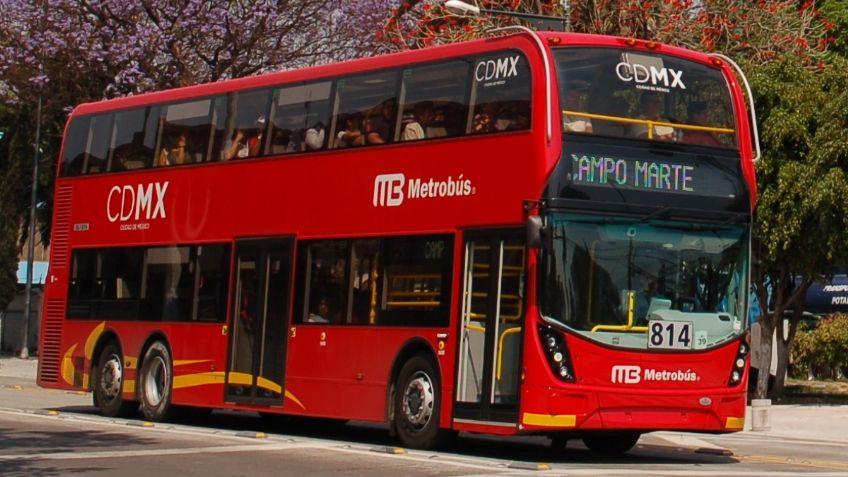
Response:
496,327,522,380
592,290,647,333
563,109,736,135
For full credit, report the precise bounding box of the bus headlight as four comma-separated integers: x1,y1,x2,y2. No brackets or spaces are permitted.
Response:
728,339,749,386
539,325,575,383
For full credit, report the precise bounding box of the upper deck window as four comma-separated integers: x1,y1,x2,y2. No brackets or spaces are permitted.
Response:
398,60,471,142
59,49,533,178
554,48,736,147
469,53,531,134
270,82,332,153
157,99,214,166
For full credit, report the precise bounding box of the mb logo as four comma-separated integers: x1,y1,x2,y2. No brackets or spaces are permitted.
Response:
611,365,641,384
373,173,405,207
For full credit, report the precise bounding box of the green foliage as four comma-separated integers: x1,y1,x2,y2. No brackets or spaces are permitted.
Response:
820,0,848,58
749,54,848,279
0,105,28,312
791,315,848,380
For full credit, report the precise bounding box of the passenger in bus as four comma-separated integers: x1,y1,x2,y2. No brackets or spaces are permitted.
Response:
303,120,326,150
365,99,396,144
223,129,251,160
307,296,333,323
562,89,593,133
401,101,436,141
158,133,190,166
248,116,266,156
270,128,294,154
682,101,721,146
628,92,674,141
336,113,365,148
471,102,500,133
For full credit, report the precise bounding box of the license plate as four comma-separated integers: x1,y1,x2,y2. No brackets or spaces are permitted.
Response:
647,320,693,350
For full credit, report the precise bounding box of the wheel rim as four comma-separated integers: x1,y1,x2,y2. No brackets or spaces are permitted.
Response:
143,355,168,407
402,371,435,430
100,353,123,403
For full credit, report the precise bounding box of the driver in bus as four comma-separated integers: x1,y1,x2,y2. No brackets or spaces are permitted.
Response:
634,272,665,324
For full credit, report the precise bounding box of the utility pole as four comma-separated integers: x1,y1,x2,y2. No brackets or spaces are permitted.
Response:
20,92,41,360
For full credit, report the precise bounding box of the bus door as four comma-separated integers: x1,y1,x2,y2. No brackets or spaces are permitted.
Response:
225,238,293,405
455,230,525,425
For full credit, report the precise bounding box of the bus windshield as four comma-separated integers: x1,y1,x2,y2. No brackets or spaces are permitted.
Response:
554,47,737,148
539,213,749,351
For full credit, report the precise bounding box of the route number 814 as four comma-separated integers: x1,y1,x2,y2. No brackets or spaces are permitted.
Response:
647,320,693,350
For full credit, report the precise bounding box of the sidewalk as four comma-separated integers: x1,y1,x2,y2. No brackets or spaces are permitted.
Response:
0,353,38,381
2,354,847,444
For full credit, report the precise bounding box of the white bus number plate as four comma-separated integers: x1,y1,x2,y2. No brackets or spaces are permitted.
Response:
647,320,693,350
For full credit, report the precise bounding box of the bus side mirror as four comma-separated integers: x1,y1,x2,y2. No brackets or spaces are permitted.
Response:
527,216,547,249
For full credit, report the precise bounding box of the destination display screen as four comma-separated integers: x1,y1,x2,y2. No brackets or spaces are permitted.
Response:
548,141,749,214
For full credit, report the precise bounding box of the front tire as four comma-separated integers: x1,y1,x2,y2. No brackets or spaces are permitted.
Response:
582,432,641,455
139,341,175,422
92,342,136,417
393,354,449,450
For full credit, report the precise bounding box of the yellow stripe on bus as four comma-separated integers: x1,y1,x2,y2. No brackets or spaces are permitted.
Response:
522,412,577,427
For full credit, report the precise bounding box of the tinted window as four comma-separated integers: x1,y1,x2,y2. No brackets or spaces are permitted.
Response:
67,244,231,322
85,114,114,174
110,107,158,171
295,235,453,327
469,52,532,134
157,99,213,166
555,48,737,147
332,71,399,147
62,117,90,177
219,89,272,161
270,82,333,154
399,59,471,142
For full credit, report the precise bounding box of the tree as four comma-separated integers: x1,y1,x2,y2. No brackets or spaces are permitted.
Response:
747,54,848,398
0,0,388,254
0,105,30,313
385,1,842,400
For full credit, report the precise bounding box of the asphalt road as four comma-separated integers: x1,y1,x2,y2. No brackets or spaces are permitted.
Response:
3,358,848,476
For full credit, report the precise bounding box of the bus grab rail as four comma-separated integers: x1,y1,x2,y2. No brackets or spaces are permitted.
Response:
487,25,552,144
711,53,761,163
563,110,736,138
591,290,648,333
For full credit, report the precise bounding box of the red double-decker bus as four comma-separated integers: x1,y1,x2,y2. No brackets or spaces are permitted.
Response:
38,30,758,453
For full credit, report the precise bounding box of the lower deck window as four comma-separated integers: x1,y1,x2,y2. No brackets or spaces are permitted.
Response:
294,235,453,326
67,243,230,322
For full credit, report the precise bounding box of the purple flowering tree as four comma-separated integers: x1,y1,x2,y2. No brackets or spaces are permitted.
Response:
0,0,394,254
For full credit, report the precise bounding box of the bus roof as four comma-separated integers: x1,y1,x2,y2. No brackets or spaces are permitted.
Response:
70,31,722,118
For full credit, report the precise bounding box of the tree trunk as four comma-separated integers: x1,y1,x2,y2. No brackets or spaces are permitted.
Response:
769,325,789,400
754,317,775,399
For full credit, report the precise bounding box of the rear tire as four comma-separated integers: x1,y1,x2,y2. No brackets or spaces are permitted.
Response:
393,354,449,450
139,341,175,422
582,432,641,455
92,342,137,417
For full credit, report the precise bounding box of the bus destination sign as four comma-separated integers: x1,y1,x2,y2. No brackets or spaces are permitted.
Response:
569,153,694,193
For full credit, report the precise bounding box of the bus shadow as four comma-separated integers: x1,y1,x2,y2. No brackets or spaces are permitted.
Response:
49,406,739,466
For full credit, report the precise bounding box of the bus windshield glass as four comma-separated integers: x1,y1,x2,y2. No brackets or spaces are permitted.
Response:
554,47,737,148
539,213,748,351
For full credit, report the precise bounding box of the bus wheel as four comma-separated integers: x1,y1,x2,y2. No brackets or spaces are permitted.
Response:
139,341,175,422
93,342,136,417
393,354,447,450
582,432,641,455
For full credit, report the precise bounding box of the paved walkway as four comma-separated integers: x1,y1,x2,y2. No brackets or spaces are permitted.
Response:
2,355,847,444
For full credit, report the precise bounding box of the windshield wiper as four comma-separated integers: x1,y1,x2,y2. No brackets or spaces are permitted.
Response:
637,206,672,223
